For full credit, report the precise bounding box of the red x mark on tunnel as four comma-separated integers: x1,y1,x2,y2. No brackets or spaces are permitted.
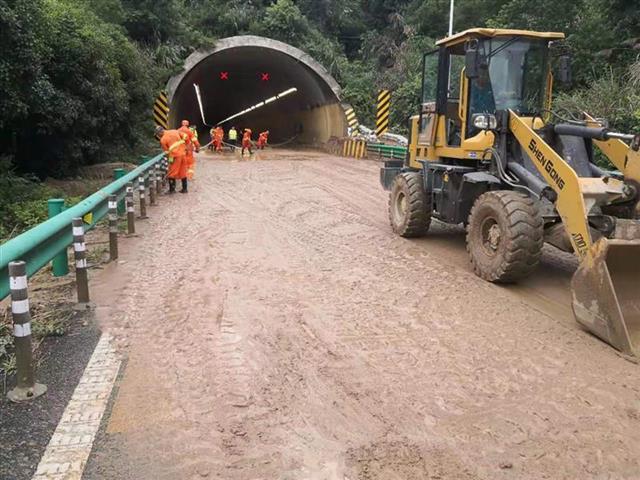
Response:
220,71,229,80
261,72,270,81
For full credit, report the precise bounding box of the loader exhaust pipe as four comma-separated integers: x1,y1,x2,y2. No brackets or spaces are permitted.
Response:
571,238,640,356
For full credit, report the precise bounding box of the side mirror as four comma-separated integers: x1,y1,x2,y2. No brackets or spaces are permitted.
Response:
558,55,572,84
465,45,479,79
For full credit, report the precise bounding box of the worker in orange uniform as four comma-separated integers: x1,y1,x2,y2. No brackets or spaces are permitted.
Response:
188,124,200,179
257,130,269,150
190,125,199,144
242,128,253,156
155,126,188,193
214,126,224,152
178,120,199,181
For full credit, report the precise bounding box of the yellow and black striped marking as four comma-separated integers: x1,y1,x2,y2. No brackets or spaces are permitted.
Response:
344,106,359,134
342,139,367,159
154,91,169,129
376,89,391,137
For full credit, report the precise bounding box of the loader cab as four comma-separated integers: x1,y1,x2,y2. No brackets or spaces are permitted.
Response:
464,36,550,125
416,29,561,166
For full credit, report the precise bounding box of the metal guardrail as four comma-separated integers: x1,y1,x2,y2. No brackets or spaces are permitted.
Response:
0,153,164,301
366,143,407,160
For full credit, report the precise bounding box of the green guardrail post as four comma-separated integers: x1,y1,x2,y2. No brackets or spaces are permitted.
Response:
47,199,69,277
113,168,126,214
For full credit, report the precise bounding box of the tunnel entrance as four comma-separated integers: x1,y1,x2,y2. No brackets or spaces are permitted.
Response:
166,36,347,145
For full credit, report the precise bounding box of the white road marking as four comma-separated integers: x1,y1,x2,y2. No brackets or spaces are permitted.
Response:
32,333,121,480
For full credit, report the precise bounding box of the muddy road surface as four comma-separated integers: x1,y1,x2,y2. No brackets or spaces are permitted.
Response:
84,149,640,479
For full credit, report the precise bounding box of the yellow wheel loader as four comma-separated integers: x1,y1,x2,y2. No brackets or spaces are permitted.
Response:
380,28,640,356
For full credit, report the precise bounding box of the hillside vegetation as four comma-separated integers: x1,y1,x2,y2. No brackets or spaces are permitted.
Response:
0,0,639,235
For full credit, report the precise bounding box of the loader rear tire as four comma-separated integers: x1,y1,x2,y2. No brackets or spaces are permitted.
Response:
389,172,431,238
466,190,543,283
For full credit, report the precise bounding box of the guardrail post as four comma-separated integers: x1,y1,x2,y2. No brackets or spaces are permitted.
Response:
138,176,148,219
161,159,168,188
71,218,92,309
164,158,169,187
126,182,136,235
47,199,69,277
149,167,157,206
113,168,126,214
7,261,47,402
108,195,118,260
156,163,163,194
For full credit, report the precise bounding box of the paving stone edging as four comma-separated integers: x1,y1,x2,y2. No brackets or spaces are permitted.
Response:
32,334,120,480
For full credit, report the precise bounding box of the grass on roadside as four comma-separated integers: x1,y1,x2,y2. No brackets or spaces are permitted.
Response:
0,224,111,392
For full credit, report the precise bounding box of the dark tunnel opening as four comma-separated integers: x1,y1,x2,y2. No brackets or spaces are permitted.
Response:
168,37,346,145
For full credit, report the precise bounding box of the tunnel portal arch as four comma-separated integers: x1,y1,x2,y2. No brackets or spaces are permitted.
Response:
167,36,347,145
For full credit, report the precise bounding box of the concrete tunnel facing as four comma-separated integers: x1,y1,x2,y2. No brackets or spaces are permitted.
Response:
166,36,348,145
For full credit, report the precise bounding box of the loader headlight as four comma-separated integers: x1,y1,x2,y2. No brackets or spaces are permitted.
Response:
472,113,497,131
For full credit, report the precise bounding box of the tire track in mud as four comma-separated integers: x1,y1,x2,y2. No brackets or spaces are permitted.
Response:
199,155,640,479
203,156,640,478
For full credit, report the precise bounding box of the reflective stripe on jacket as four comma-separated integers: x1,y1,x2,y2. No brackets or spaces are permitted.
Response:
160,130,188,160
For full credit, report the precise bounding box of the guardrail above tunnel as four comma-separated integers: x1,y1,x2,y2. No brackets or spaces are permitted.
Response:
166,36,348,145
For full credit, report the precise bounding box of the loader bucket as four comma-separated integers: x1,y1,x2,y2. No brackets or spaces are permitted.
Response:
571,238,640,356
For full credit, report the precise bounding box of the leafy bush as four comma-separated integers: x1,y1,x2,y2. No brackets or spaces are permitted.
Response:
554,69,640,135
0,159,79,241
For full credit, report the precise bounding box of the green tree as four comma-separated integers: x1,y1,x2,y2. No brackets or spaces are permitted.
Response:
0,0,157,176
257,0,312,44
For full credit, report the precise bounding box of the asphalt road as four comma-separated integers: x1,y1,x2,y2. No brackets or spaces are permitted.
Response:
0,313,99,480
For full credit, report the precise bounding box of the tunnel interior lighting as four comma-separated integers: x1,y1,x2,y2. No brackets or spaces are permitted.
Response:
193,83,209,125
217,87,298,125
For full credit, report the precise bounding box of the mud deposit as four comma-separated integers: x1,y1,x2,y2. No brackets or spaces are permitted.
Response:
83,150,640,479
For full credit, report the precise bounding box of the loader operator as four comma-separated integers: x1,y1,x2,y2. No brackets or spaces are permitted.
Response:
178,120,199,182
469,66,495,117
155,126,188,194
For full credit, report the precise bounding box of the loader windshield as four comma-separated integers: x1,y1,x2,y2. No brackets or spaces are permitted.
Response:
474,38,549,115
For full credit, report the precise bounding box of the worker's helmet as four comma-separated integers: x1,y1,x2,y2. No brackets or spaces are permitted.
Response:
181,120,189,127
154,126,164,137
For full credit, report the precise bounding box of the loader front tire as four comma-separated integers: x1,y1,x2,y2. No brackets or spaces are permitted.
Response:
389,172,431,238
466,190,543,283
